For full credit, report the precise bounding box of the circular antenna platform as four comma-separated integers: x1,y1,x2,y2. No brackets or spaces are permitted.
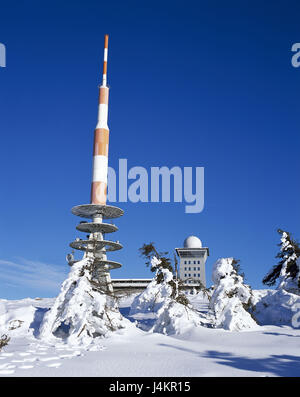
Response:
72,204,124,219
93,259,122,270
70,239,123,252
76,222,118,234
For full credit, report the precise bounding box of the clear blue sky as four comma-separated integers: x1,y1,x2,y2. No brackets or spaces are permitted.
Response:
0,0,299,299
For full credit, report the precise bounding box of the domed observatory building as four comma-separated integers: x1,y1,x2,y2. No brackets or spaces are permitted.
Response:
175,236,209,287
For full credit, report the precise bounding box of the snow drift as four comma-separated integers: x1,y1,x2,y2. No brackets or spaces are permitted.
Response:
151,299,206,335
0,298,53,338
252,288,300,326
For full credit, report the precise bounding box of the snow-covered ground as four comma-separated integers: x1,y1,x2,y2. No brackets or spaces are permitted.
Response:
0,293,299,377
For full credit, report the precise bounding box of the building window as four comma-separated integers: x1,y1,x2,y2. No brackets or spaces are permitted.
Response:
188,267,191,271
193,261,196,264
197,267,200,271
198,273,201,277
184,274,187,277
188,274,191,277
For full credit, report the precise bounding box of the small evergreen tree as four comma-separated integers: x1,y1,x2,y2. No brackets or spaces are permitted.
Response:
139,243,189,305
132,245,207,334
0,334,10,351
209,257,257,330
263,229,300,294
39,258,131,345
231,258,245,280
139,243,173,274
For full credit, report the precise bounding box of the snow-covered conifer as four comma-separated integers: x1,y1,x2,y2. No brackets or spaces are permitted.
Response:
151,299,205,335
208,258,257,331
130,256,176,315
39,258,131,345
263,229,300,295
130,244,189,315
130,256,206,334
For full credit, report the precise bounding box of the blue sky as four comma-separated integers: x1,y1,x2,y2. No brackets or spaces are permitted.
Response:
0,0,299,299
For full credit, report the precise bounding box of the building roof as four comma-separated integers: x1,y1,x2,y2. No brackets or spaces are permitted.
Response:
183,235,202,248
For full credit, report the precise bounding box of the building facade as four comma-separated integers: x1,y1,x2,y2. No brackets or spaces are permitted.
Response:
175,235,209,287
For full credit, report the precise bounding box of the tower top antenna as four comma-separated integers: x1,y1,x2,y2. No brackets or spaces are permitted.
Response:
102,34,109,87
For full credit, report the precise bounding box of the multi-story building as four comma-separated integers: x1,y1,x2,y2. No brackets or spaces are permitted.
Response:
175,235,209,287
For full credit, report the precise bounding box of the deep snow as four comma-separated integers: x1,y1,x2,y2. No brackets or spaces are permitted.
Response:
0,293,299,377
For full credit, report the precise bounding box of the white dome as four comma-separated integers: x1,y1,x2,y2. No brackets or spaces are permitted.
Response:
183,235,202,248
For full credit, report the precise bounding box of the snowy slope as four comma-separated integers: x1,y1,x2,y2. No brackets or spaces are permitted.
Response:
0,294,299,377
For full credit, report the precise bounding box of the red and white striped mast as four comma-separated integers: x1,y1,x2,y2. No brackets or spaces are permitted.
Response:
91,34,110,206
69,35,124,292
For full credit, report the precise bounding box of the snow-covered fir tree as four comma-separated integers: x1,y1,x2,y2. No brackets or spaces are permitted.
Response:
39,258,132,346
130,243,189,315
263,229,300,295
151,296,206,335
130,245,207,335
208,258,257,331
130,256,185,315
